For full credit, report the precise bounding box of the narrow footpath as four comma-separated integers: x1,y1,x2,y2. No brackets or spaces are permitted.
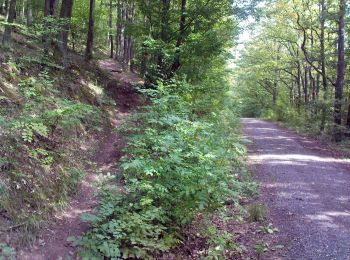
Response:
17,59,142,260
242,118,350,259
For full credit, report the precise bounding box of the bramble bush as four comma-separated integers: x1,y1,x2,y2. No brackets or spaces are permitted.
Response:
72,81,247,258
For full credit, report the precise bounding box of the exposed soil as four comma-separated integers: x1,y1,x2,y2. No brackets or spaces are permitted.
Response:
242,118,350,260
16,59,142,260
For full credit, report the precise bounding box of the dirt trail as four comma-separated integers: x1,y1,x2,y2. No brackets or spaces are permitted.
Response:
17,59,142,260
242,118,350,260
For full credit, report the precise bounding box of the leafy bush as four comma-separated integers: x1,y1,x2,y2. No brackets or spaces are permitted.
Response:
73,81,247,258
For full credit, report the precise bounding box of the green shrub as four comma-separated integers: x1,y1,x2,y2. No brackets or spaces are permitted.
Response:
73,81,247,258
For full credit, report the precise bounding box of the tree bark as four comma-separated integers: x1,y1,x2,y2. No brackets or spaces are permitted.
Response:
319,0,328,131
123,4,129,65
108,0,114,58
85,0,95,60
43,0,57,52
333,0,345,141
304,66,308,104
297,60,302,112
346,102,350,129
2,0,16,46
58,0,74,68
115,0,122,60
44,0,56,16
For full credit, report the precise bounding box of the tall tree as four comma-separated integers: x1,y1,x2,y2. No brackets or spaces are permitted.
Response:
333,0,345,141
319,0,327,131
170,0,187,77
157,0,171,76
108,0,114,58
43,0,57,52
115,0,122,61
44,0,56,16
85,0,95,60
58,0,74,68
2,0,16,46
26,0,33,26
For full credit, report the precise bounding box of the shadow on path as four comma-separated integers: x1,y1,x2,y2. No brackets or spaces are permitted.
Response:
242,118,350,260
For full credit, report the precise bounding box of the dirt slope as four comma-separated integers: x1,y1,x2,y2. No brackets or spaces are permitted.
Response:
242,118,350,259
17,59,142,260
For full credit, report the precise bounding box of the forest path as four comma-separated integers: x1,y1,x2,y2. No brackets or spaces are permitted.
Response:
242,118,350,260
17,59,142,260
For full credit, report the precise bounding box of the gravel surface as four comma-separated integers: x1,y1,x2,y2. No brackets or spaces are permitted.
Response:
242,118,350,260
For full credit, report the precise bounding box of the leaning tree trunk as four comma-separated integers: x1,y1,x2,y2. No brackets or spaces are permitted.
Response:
2,0,16,46
333,0,345,142
85,0,95,60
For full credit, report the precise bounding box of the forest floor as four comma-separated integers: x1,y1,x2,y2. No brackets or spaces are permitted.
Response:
16,59,143,260
242,118,350,259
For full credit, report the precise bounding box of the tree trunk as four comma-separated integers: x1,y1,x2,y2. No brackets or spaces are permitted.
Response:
297,60,302,112
44,0,56,16
319,0,328,131
333,0,345,142
71,29,76,51
346,102,350,129
2,0,16,46
108,0,114,58
85,0,95,60
20,0,25,22
4,0,8,14
129,39,135,71
0,0,4,15
157,0,170,76
58,0,74,68
43,0,57,52
123,5,128,65
304,66,308,104
170,0,187,77
273,82,277,105
26,0,33,25
115,0,122,60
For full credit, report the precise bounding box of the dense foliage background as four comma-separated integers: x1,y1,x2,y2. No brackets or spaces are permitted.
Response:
236,0,350,143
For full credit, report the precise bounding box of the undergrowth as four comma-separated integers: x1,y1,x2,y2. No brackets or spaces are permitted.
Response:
71,81,252,259
0,49,106,243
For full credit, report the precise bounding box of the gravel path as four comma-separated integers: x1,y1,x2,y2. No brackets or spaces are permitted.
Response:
242,118,350,260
